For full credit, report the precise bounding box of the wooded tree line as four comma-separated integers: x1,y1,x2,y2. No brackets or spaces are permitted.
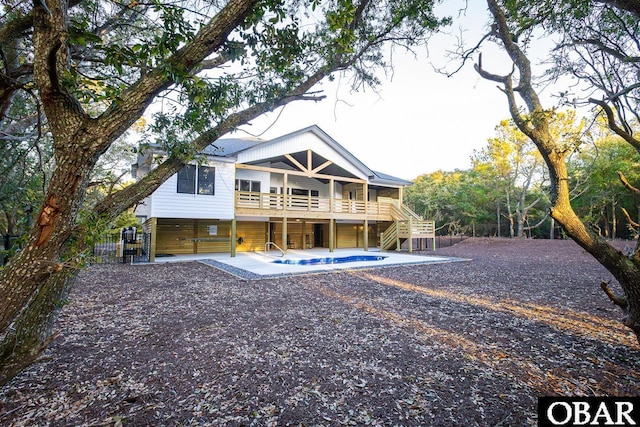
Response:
405,114,640,240
2,0,640,385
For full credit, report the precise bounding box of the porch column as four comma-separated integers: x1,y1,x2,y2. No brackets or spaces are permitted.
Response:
329,218,335,253
194,219,199,254
408,217,413,253
282,218,288,254
302,221,307,249
329,178,334,213
283,173,289,254
363,182,368,213
149,217,157,262
231,217,237,257
283,173,288,210
363,219,368,251
363,181,368,252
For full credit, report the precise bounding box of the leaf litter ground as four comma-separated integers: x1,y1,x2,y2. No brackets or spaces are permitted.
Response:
1,238,639,426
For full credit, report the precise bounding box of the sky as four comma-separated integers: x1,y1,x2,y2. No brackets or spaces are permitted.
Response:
230,2,559,181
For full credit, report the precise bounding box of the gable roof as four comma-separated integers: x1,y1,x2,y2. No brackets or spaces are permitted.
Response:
184,124,411,187
201,137,264,156
370,170,413,186
228,125,411,187
263,125,375,178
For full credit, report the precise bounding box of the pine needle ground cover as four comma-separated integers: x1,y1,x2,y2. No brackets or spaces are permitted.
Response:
1,238,638,426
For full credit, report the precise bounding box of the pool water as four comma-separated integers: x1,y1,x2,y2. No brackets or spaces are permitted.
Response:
272,255,387,265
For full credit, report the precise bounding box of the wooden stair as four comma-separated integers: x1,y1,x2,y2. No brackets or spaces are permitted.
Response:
381,203,435,251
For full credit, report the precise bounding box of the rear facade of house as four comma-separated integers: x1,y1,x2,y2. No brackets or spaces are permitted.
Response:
133,125,433,261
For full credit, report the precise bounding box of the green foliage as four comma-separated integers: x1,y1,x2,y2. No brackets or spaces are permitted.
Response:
0,88,54,237
570,135,640,238
138,0,448,159
405,169,496,235
406,109,639,239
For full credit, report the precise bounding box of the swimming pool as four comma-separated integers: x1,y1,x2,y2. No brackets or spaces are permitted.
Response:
273,255,388,265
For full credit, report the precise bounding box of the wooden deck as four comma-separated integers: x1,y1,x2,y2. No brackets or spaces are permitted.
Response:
235,191,435,252
234,191,395,221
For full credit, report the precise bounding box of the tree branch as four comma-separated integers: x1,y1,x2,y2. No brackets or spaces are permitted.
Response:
601,280,629,312
596,0,640,19
621,207,640,227
570,38,640,63
618,170,640,196
92,0,261,152
590,98,640,152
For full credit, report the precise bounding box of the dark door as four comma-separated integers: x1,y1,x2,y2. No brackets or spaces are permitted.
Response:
314,224,324,247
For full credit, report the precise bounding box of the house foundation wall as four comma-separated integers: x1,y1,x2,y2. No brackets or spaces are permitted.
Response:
153,217,379,257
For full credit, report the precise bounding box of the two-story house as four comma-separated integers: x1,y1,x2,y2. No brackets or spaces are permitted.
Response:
134,125,434,261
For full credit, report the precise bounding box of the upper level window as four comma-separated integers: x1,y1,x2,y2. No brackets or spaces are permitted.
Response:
198,166,215,195
235,179,261,193
177,165,196,194
177,165,215,195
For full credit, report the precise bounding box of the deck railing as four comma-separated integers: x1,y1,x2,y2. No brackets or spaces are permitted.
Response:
235,191,393,217
397,220,435,236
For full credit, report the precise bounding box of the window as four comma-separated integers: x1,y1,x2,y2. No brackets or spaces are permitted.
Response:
177,165,196,194
198,166,215,195
177,165,215,195
235,179,261,192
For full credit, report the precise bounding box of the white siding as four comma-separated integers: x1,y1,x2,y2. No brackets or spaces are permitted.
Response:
134,196,151,218
149,161,235,219
237,132,368,179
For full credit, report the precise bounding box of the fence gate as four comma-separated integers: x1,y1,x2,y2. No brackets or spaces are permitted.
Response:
92,230,151,264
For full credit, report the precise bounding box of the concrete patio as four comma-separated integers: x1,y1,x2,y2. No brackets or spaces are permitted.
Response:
152,248,467,279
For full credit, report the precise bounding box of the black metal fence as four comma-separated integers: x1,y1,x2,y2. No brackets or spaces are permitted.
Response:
433,234,467,249
91,231,151,264
1,231,150,266
400,235,467,252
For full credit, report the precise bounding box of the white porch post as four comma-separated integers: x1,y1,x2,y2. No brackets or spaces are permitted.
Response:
149,218,157,262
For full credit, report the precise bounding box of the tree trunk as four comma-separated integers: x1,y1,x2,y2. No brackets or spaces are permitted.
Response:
516,213,524,238
0,0,270,385
544,151,640,339
505,190,515,238
0,144,99,385
496,200,501,237
612,198,617,240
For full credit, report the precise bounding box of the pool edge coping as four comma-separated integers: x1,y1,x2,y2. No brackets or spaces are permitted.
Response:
198,257,472,281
